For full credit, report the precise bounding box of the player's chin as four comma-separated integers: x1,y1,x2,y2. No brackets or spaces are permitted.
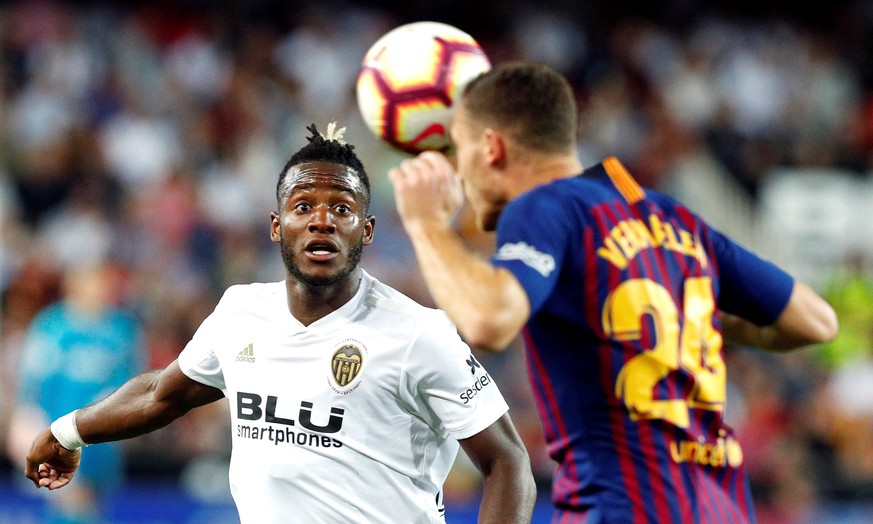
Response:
297,264,351,288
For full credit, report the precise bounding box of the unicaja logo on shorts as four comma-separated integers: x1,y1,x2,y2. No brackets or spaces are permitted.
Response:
329,340,365,394
236,343,255,363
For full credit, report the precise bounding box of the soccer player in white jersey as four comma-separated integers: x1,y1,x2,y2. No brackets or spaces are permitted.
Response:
24,123,537,523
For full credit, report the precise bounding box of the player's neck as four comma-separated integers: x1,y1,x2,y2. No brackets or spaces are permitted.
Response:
284,270,362,326
509,152,583,197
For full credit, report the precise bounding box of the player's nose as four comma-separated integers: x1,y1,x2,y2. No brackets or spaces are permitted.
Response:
308,205,336,233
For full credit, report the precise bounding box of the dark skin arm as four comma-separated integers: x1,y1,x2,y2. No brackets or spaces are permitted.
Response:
458,413,537,523
25,359,223,490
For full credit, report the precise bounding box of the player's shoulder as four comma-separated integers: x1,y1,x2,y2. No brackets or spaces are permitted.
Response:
361,272,455,330
215,281,284,312
361,272,469,363
220,280,283,299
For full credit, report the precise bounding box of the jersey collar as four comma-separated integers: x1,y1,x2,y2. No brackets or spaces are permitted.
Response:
279,270,374,335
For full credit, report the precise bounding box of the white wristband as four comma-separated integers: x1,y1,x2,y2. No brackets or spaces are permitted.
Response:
50,410,89,450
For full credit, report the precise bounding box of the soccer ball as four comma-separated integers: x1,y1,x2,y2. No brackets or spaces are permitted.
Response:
356,21,491,154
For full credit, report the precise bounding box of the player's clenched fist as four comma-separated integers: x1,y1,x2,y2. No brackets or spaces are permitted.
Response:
25,428,81,490
388,151,465,233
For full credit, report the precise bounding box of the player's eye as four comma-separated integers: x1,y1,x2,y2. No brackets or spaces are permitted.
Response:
335,204,352,214
295,202,311,212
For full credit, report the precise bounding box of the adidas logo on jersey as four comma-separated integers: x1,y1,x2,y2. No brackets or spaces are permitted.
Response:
236,343,255,363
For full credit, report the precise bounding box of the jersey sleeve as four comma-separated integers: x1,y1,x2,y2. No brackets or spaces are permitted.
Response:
709,227,794,325
399,311,509,440
177,294,228,391
491,191,572,314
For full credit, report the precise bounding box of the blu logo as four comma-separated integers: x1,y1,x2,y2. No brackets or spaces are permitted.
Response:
237,392,345,434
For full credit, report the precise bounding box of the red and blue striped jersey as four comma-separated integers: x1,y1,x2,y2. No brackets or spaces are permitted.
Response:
490,157,793,523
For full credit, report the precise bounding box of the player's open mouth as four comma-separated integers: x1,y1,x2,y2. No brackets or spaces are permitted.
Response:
304,240,339,261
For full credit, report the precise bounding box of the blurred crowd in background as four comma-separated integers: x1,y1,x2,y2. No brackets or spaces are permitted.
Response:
1,1,873,522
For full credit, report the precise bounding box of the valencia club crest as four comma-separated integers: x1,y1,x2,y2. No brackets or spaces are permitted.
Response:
329,340,366,394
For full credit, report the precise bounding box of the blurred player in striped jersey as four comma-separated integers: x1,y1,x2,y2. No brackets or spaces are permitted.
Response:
389,61,838,523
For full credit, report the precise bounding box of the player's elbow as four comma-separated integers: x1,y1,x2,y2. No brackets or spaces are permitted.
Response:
457,312,520,353
807,302,839,345
460,322,513,353
792,283,840,345
458,282,529,352
771,283,840,350
463,328,513,353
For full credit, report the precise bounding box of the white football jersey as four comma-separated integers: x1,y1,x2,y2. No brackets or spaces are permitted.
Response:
177,270,509,523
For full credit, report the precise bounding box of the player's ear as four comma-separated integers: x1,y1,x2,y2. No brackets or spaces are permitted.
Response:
483,128,505,168
270,211,281,243
363,215,375,245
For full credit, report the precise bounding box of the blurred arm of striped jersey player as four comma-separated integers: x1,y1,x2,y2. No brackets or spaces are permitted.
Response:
25,122,536,524
389,63,838,355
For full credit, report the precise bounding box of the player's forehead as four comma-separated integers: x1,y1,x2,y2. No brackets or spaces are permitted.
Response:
282,161,365,196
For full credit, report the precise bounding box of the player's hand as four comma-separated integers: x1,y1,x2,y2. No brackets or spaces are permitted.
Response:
388,151,465,232
24,428,81,490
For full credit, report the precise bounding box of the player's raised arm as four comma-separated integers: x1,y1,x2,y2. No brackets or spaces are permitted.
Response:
24,360,223,490
389,151,531,352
